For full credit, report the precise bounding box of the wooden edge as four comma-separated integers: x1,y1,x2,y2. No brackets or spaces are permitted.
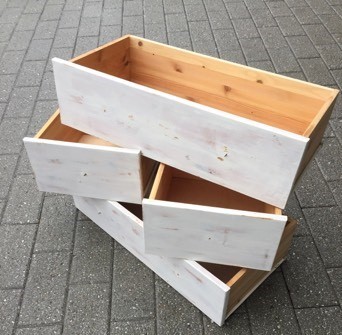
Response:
143,162,160,198
34,109,60,139
149,163,173,200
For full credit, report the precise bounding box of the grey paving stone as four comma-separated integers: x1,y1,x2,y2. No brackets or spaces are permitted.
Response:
26,39,53,61
296,307,342,335
112,248,154,320
247,272,300,335
99,25,122,45
208,10,233,30
315,137,342,181
331,69,342,89
267,1,292,17
306,0,335,15
232,18,259,39
203,0,226,13
168,31,192,50
16,13,40,31
111,319,155,335
0,74,16,102
59,10,82,29
144,5,165,24
65,0,83,11
102,7,122,26
46,47,73,72
275,16,305,37
0,289,21,335
285,0,308,7
2,174,43,224
327,267,342,305
77,209,89,221
0,23,15,42
40,4,63,21
16,149,33,175
6,86,39,118
225,2,250,19
83,1,103,18
33,21,59,40
7,30,34,51
282,236,338,308
213,29,240,52
38,71,57,100
166,13,188,33
189,21,218,57
244,0,267,10
16,60,46,87
316,44,342,70
123,0,143,17
0,118,28,154
70,220,113,284
248,60,275,72
330,118,342,142
24,0,46,14
64,283,110,335
0,154,18,199
19,252,70,325
303,206,342,268
0,7,22,23
319,13,342,35
0,102,5,119
74,36,98,57
219,49,246,65
16,325,62,335
323,123,335,138
259,26,288,49
295,160,336,208
286,35,319,58
240,37,269,62
156,276,203,335
0,225,36,288
145,24,167,44
268,47,301,73
122,15,144,35
249,8,277,28
0,50,25,74
163,0,183,14
303,24,336,46
299,58,336,86
35,195,76,252
53,28,78,48
292,6,321,25
0,42,6,59
203,313,251,334
185,4,207,22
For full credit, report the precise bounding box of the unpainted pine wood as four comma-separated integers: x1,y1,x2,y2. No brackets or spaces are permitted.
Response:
53,58,309,208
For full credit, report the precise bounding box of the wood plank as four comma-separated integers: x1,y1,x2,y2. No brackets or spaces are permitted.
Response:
142,199,287,271
23,137,144,203
53,58,309,208
73,196,230,326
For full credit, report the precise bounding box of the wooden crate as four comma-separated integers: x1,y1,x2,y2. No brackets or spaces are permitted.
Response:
74,195,297,326
23,110,157,203
52,35,338,209
143,164,286,271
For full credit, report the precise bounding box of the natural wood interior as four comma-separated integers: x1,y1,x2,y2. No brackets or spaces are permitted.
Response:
150,164,279,214
72,35,338,137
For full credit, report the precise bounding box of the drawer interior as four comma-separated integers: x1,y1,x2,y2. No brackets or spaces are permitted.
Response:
72,35,338,138
149,163,281,215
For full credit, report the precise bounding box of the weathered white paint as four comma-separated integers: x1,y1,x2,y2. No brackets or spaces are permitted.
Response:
143,199,287,271
53,58,309,209
24,137,144,203
73,196,230,326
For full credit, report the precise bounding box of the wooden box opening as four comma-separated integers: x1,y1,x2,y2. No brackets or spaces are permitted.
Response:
149,164,281,215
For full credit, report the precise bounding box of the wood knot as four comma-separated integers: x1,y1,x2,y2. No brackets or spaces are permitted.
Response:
174,65,182,73
223,85,231,94
256,79,263,84
138,41,143,46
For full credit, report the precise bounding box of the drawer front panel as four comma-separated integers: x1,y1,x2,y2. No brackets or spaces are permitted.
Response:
24,137,143,203
73,196,229,326
53,58,309,209
143,199,287,271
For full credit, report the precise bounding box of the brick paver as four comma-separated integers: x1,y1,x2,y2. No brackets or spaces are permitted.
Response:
0,0,341,334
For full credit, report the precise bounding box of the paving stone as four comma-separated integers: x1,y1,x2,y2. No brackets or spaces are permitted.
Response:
208,10,233,30
2,174,43,224
7,30,34,51
19,252,70,325
24,0,46,14
296,307,342,335
285,0,308,7
77,209,89,221
247,272,300,335
319,13,342,35
0,154,18,198
203,313,251,334
123,0,143,17
0,225,36,288
122,15,143,35
189,21,218,57
46,47,73,72
330,118,342,142
267,1,292,17
244,0,267,10
259,26,288,49
144,5,165,24
282,236,338,308
163,0,184,14
40,4,63,21
53,28,78,48
16,149,33,175
268,47,301,73
35,195,76,252
111,319,155,335
306,0,335,15
303,206,342,268
59,10,82,28
145,23,168,44
70,220,113,284
315,137,342,181
64,283,110,335
26,39,53,61
327,267,342,305
286,35,319,58
0,7,22,23
203,0,226,13
232,18,259,39
213,29,240,52
83,1,103,18
0,50,25,74
292,6,321,25
249,8,277,28
219,49,246,65
102,7,122,25
16,13,40,31
240,37,269,62
248,60,275,72
225,2,250,19
275,16,305,37
99,25,122,45
0,289,21,335
168,31,192,50
16,61,46,87
331,69,342,89
316,44,342,70
38,71,57,100
74,36,98,57
16,325,62,335
295,160,336,208
303,24,336,46
0,23,15,42
0,118,28,154
185,4,207,21
299,58,336,86
33,21,59,40
0,74,16,102
156,276,203,335
0,102,5,119
0,42,6,58
65,0,83,11
112,248,154,320
323,123,335,138
165,13,188,33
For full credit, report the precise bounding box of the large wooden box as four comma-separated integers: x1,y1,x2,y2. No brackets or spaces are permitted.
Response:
74,195,297,326
53,35,338,208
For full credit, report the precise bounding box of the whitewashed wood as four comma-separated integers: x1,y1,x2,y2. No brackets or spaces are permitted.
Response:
143,199,287,271
73,196,230,326
23,137,144,203
53,58,309,208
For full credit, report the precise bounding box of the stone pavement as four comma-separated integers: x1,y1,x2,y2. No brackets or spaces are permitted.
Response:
0,0,341,334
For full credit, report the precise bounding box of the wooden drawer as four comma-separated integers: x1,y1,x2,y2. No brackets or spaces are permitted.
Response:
23,110,157,203
143,164,287,271
73,195,297,326
52,35,338,209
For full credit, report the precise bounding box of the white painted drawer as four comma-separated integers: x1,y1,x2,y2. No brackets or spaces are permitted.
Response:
52,35,338,208
23,110,157,203
73,195,297,326
143,164,287,271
